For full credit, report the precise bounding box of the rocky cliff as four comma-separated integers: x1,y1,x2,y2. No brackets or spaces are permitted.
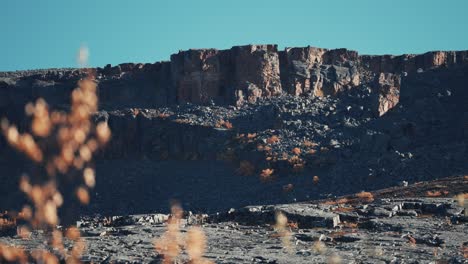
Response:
2,45,467,116
1,45,467,214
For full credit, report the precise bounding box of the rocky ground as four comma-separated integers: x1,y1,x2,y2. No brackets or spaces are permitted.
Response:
1,176,467,263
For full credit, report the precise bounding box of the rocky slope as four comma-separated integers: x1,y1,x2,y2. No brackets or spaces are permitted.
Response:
0,45,467,215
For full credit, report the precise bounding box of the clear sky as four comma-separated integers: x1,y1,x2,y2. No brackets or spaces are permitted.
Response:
2,0,468,71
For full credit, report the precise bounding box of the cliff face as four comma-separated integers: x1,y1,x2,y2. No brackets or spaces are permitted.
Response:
1,45,468,214
2,45,467,119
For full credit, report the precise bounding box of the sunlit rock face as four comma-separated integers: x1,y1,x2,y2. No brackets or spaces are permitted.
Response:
1,46,468,217
1,46,467,125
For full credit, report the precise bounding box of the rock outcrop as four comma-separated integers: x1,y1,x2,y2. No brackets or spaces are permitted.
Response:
2,45,467,120
1,45,467,213
170,45,282,106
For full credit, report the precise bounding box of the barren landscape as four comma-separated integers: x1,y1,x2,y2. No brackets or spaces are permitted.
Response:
0,45,467,263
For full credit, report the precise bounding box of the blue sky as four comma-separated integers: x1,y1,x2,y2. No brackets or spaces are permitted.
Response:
2,0,468,71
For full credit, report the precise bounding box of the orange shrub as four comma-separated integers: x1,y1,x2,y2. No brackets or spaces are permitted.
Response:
356,191,374,202
426,190,449,197
266,135,280,144
292,147,301,155
215,120,233,129
303,140,318,148
260,168,274,179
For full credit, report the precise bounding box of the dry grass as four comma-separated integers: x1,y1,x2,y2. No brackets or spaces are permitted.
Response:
312,240,327,254
455,193,467,207
154,204,212,264
332,207,355,213
355,192,374,202
186,227,213,264
0,46,110,263
274,212,293,253
0,245,28,263
426,190,449,197
154,204,184,264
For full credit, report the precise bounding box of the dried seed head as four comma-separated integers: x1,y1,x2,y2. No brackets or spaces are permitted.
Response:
77,45,89,67
73,157,84,170
76,187,90,205
83,168,95,188
18,133,43,162
52,192,63,207
20,206,33,220
186,227,207,261
65,227,81,241
275,211,287,229
73,129,87,144
44,201,58,226
79,146,92,162
86,139,98,152
455,193,465,207
19,176,32,193
6,126,19,145
25,103,35,116
312,240,327,254
328,254,342,264
0,118,8,131
96,122,111,144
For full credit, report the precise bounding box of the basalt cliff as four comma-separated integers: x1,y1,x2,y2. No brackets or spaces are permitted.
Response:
1,45,467,214
2,45,468,115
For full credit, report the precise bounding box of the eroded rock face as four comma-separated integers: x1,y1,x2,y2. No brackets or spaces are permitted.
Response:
168,45,283,106
171,49,229,104
280,47,360,97
1,46,468,120
375,73,401,116
232,45,282,101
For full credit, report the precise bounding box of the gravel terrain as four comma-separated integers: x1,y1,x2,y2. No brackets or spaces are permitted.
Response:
1,177,466,263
